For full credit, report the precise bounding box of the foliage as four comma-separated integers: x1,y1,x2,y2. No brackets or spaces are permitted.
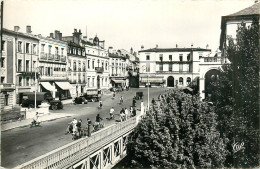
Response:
126,89,228,168
212,19,259,167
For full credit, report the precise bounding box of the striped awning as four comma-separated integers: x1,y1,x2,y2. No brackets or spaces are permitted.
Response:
41,82,56,91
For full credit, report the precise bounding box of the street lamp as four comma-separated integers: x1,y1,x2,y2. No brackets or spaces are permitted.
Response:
142,65,150,109
34,67,41,110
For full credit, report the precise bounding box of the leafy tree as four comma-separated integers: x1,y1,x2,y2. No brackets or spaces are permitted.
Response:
126,89,228,168
212,19,259,167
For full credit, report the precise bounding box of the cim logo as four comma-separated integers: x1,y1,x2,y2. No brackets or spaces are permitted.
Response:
232,142,244,153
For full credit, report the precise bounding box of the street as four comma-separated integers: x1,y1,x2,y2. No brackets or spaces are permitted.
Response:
1,87,166,168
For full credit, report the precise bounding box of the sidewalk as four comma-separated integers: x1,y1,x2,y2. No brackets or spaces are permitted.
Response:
1,113,75,132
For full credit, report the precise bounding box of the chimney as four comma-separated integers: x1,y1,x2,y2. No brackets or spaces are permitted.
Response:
130,47,133,54
50,33,54,39
59,32,62,40
108,46,113,53
255,0,259,3
155,44,158,48
141,45,144,50
55,30,60,40
26,25,32,33
74,29,77,33
191,44,193,48
176,44,178,48
83,36,88,41
14,26,20,32
206,44,209,49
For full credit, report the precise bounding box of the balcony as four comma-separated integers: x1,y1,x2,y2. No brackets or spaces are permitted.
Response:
156,60,192,64
156,70,191,74
0,83,15,90
203,57,222,63
54,54,61,61
95,67,104,73
41,74,67,81
48,53,54,60
61,56,66,62
40,53,47,60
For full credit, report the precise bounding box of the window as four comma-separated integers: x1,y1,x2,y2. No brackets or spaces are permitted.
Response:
55,47,58,55
26,43,30,53
26,60,29,72
18,59,22,72
4,94,9,106
105,62,108,70
159,54,163,61
83,62,86,71
61,48,64,56
18,41,22,52
92,60,95,69
33,44,37,54
73,62,77,71
19,77,22,86
31,78,35,86
169,55,172,61
88,78,90,87
187,77,191,85
88,60,90,69
187,54,191,61
179,54,183,61
169,64,172,71
179,77,183,85
1,58,5,68
92,77,95,87
1,40,5,51
26,77,30,86
41,44,45,53
33,61,36,70
1,77,5,83
146,63,150,72
159,63,163,71
146,55,150,60
102,62,104,69
48,45,52,54
179,64,183,72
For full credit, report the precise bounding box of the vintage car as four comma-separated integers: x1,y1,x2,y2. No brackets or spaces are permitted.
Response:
135,92,144,100
83,89,102,102
21,92,63,110
74,96,88,104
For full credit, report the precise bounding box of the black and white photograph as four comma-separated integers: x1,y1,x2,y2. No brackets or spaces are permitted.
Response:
0,0,259,168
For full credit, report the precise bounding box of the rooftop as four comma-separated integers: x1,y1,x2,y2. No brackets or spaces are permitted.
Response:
139,48,211,53
227,2,260,17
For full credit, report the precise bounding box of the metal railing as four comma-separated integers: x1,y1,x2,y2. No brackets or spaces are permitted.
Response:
16,117,137,169
203,57,222,63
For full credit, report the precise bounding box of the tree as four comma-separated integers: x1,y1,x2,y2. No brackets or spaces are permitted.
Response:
212,19,259,167
126,89,228,168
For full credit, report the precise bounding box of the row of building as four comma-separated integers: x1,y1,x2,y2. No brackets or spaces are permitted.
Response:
0,27,139,110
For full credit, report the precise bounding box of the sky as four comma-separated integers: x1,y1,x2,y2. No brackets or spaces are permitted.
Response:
3,0,255,53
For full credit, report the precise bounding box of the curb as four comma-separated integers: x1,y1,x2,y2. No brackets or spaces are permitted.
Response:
1,115,73,132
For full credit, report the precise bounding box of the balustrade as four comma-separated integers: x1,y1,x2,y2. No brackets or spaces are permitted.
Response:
17,117,137,169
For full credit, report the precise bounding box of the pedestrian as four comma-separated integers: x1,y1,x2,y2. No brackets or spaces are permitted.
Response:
120,96,123,104
124,108,129,120
130,106,133,117
109,107,115,120
87,118,92,137
152,98,155,105
76,119,82,136
132,107,136,117
120,108,125,122
132,98,136,107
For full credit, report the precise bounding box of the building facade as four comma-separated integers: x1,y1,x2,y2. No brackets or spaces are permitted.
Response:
138,47,211,88
63,29,87,97
1,26,39,109
83,36,109,90
38,30,71,100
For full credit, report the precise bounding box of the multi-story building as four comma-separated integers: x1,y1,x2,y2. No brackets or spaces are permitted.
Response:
108,48,128,88
82,36,109,90
138,47,211,87
1,26,39,109
63,29,87,97
38,30,71,100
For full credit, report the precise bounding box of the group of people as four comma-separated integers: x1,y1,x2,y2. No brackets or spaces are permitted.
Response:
67,118,83,136
119,106,136,122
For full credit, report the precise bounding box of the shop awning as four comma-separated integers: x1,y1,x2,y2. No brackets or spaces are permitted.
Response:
40,82,56,91
55,82,74,90
112,79,125,83
141,78,164,83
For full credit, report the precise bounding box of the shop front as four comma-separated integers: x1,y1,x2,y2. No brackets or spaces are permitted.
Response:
55,81,73,100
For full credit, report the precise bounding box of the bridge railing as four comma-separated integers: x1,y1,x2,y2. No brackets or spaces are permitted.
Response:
16,117,137,169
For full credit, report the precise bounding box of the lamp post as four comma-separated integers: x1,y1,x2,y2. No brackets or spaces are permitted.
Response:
142,65,150,109
34,67,41,110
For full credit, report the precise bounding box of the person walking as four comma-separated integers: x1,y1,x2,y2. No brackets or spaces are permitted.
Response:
130,106,133,117
124,108,129,120
109,107,115,120
120,108,125,122
120,96,123,104
87,118,92,137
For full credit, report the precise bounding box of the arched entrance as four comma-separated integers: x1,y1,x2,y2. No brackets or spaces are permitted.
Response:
167,76,174,87
97,75,100,89
205,69,220,101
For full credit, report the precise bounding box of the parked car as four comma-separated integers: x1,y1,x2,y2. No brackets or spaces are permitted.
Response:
135,92,143,100
74,96,88,104
21,92,63,110
83,89,102,102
